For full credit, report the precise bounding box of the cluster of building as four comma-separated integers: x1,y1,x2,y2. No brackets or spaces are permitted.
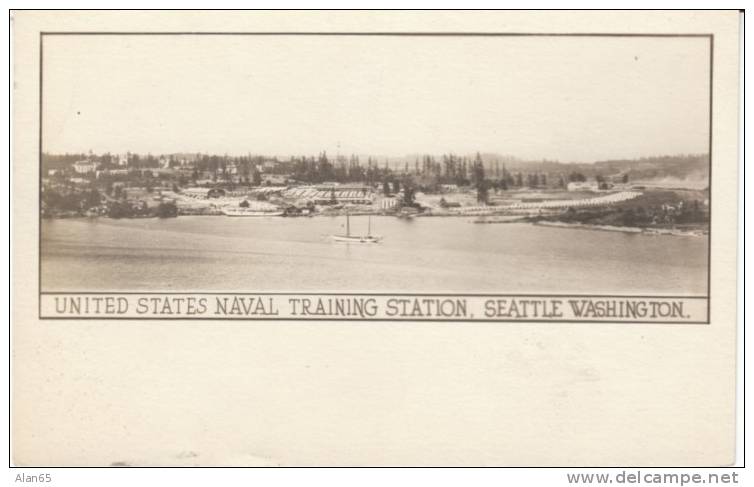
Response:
46,152,686,223
48,152,284,185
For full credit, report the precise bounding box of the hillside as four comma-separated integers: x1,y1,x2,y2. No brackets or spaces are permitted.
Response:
472,153,709,183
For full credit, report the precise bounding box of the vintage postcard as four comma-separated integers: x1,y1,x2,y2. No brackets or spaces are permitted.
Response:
12,10,740,466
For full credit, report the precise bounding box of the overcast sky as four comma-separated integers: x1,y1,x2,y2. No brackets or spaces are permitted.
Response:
42,35,710,162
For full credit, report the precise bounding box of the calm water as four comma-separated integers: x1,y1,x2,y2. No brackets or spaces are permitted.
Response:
41,216,708,294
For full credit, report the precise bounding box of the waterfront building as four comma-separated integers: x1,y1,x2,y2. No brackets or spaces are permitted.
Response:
567,181,599,191
439,184,459,193
381,198,398,209
181,187,227,199
116,153,129,166
284,185,373,205
262,160,278,172
73,160,98,174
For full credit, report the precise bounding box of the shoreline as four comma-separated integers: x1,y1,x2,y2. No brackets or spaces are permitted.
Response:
41,213,708,238
532,220,707,237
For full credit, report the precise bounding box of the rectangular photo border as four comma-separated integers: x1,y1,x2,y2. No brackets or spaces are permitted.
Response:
36,31,715,324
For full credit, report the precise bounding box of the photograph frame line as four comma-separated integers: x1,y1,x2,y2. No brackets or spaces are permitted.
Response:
36,31,715,324
38,292,710,324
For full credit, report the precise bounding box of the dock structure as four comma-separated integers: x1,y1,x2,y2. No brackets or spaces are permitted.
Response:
440,191,642,216
501,191,641,210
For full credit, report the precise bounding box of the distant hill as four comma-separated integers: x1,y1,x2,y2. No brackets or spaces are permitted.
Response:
471,153,709,182
590,155,709,181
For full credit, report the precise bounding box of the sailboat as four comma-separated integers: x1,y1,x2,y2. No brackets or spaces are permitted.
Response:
332,214,382,243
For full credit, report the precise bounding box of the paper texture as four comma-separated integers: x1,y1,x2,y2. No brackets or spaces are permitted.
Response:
12,10,740,466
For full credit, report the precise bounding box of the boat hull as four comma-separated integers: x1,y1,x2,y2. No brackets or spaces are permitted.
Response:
332,235,382,243
221,209,284,217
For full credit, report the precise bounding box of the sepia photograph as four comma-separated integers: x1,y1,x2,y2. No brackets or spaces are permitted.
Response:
39,33,711,299
12,9,742,471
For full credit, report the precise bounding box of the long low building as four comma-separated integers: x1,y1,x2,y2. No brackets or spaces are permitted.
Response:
283,186,374,204
501,191,641,210
438,191,642,215
180,187,227,199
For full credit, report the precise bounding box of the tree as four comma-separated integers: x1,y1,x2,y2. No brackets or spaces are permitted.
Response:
156,201,178,218
401,177,416,206
477,180,489,204
622,173,630,184
471,152,485,188
383,181,391,195
239,160,250,183
83,188,101,209
621,208,636,226
569,172,586,182
392,180,401,194
595,174,609,190
108,201,133,219
239,199,250,208
319,152,334,182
